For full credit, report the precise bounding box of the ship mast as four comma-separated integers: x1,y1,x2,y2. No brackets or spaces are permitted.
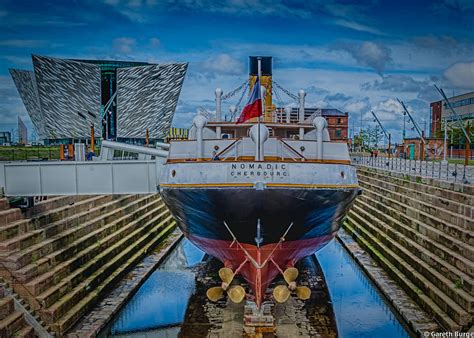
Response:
257,57,262,161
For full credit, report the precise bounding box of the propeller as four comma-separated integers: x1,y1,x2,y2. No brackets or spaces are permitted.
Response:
206,267,246,304
273,267,311,303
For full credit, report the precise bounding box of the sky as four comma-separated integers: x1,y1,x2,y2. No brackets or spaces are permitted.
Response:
0,0,473,143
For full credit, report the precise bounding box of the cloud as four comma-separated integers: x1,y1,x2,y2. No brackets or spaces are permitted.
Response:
361,75,429,92
199,54,245,76
304,86,330,97
437,0,474,12
0,76,33,133
412,35,474,56
443,61,474,89
149,37,160,47
0,39,46,48
334,41,392,75
345,99,370,114
112,37,135,54
333,19,385,36
325,92,352,102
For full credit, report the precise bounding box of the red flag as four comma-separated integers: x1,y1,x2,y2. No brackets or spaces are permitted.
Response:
237,78,262,124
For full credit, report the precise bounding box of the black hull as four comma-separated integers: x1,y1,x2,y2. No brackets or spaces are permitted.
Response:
160,187,358,246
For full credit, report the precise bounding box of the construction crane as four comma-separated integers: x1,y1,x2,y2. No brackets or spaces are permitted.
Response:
434,85,471,166
397,98,426,160
371,111,392,158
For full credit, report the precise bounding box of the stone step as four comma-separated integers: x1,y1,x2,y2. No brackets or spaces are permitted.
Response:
30,195,114,229
358,176,474,232
37,207,171,309
0,195,137,256
0,219,30,242
357,171,474,219
13,324,35,338
43,217,176,335
22,195,91,219
0,195,114,242
0,297,14,320
4,195,155,272
356,166,474,205
356,195,474,283
0,199,8,212
25,199,166,296
0,207,22,227
0,310,25,337
51,220,176,336
359,181,474,246
343,219,462,331
346,213,470,328
15,196,162,284
351,202,474,312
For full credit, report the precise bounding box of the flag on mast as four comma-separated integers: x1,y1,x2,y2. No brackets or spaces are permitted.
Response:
236,77,263,124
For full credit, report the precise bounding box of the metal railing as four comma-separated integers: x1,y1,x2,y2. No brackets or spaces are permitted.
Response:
352,155,474,184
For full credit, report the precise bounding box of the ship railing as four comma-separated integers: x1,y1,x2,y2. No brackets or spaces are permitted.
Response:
351,154,473,184
279,139,306,161
215,138,242,160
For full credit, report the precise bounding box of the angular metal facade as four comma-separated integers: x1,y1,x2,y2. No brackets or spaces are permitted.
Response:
10,55,187,141
9,69,45,139
116,63,187,139
32,55,102,139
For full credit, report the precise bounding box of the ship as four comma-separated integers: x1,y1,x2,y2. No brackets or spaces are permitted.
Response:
158,56,359,308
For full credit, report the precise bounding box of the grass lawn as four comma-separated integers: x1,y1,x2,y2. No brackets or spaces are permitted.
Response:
446,158,474,165
0,146,61,161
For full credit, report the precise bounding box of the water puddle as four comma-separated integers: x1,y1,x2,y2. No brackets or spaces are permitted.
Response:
316,239,412,337
107,240,204,336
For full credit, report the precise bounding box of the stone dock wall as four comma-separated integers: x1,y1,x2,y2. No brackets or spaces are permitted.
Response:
0,194,176,337
344,166,473,332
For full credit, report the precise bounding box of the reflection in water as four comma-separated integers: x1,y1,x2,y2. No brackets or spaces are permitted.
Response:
109,240,204,335
316,239,411,338
108,238,411,337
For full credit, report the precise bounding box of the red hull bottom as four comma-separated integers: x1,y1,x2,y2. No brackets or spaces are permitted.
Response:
189,233,335,307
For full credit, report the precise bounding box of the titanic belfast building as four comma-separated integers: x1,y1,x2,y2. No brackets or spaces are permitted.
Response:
10,55,187,143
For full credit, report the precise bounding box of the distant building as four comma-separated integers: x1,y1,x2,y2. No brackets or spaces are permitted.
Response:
276,107,349,141
10,55,188,143
0,131,11,145
17,117,28,145
396,137,444,160
430,91,474,137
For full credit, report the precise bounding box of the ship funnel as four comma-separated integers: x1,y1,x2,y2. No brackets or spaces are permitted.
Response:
249,124,269,161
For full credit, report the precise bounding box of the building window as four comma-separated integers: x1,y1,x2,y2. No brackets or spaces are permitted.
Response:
337,118,343,124
336,129,342,137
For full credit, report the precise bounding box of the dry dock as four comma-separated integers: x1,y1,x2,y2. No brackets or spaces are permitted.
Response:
0,163,472,336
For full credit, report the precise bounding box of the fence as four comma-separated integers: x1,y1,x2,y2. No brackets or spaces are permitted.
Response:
352,155,474,185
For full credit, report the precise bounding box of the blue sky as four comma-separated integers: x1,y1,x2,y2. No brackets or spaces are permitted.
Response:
1,0,473,142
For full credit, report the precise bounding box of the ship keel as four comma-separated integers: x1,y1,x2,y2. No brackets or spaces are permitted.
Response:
189,232,335,307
